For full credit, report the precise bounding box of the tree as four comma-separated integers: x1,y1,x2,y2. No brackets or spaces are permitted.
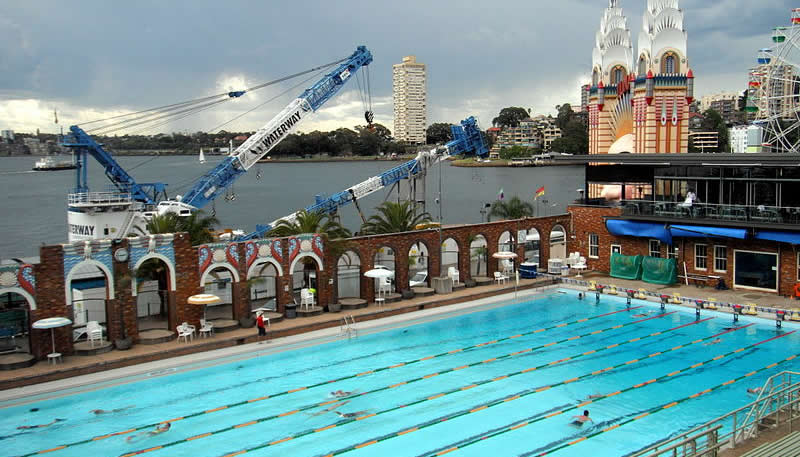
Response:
555,104,574,130
699,108,730,152
426,123,453,144
499,145,531,160
488,196,534,221
268,209,351,239
360,201,432,235
550,119,588,154
492,107,530,128
135,210,219,245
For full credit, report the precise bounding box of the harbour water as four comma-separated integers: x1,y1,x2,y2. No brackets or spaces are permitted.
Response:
0,156,583,258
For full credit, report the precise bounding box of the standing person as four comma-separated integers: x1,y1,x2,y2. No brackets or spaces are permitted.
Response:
256,311,267,344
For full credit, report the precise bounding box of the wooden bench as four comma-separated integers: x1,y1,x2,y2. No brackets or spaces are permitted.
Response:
741,430,800,457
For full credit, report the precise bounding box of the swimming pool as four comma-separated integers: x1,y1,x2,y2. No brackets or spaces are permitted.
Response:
3,288,800,457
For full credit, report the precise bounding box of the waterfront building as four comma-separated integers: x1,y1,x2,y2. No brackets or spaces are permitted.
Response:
488,116,562,158
393,55,427,144
699,92,744,126
730,125,764,153
688,131,719,153
561,153,800,297
580,84,590,112
588,0,693,154
1,130,14,142
747,63,796,123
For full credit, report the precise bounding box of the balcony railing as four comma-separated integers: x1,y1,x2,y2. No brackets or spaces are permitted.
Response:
619,200,800,225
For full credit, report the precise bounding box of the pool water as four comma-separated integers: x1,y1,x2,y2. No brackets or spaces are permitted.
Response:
3,289,800,457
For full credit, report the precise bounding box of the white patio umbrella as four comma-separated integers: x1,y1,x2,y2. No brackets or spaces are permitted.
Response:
492,252,520,299
188,294,221,321
33,317,72,356
364,268,394,299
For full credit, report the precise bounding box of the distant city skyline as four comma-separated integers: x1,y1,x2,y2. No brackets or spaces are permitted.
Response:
0,1,793,135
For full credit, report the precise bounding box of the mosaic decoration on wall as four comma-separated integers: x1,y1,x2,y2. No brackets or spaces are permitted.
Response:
198,242,240,276
288,234,324,264
0,263,36,296
62,240,113,283
247,239,278,269
128,234,176,270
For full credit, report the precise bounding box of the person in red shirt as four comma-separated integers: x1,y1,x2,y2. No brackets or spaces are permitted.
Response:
256,311,267,344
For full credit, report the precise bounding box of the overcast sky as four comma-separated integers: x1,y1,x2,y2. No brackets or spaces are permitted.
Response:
0,0,794,135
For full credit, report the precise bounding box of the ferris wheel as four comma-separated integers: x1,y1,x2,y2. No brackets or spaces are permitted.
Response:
747,9,800,153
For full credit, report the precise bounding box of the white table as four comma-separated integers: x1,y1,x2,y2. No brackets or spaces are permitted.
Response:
573,265,588,278
47,352,62,365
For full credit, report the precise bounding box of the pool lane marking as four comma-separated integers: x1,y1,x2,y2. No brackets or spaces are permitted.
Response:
20,306,642,456
199,316,727,457
404,329,795,457
117,311,684,457
311,323,772,457
534,354,800,456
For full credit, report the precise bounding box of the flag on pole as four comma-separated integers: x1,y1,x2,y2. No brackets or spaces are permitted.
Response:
534,186,545,199
497,188,504,200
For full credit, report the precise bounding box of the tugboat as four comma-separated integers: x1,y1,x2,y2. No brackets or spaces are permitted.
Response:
33,155,77,171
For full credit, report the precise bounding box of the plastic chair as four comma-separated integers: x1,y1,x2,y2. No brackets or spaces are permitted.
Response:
199,319,214,338
743,304,759,315
636,288,648,299
300,288,316,310
87,321,103,348
705,298,718,310
494,271,508,284
670,293,682,304
176,323,193,343
606,285,618,295
587,280,598,291
448,267,460,285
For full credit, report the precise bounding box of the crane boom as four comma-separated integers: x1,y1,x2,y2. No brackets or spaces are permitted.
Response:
240,116,487,240
180,46,373,209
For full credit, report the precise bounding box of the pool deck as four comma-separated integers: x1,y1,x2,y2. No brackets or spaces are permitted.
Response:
0,277,558,394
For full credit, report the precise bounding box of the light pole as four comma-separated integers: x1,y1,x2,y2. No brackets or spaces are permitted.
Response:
438,153,443,279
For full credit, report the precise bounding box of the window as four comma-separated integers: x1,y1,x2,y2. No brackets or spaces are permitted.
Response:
735,250,777,291
661,52,679,74
695,244,707,270
638,56,647,75
667,245,678,260
589,234,599,258
714,245,727,272
649,240,661,258
611,244,621,255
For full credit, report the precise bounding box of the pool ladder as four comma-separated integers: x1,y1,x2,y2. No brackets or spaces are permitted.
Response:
340,315,358,339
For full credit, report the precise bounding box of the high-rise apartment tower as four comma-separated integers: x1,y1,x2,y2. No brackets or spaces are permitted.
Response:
393,56,427,144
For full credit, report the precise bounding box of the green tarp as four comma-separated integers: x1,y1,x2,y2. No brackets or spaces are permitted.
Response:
610,253,642,280
641,256,678,285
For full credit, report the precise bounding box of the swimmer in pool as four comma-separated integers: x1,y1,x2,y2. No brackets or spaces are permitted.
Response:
330,390,357,398
17,418,65,430
747,387,762,394
126,422,170,442
585,394,604,400
90,405,134,415
704,338,722,346
571,410,593,426
309,400,350,417
334,410,369,419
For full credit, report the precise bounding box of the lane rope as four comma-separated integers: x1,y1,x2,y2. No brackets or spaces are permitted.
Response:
411,330,796,457
21,304,642,456
204,315,722,457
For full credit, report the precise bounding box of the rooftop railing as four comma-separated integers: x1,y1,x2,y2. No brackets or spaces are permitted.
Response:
619,200,800,225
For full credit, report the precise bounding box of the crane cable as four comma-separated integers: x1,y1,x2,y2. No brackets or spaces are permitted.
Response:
168,65,333,194
79,56,350,134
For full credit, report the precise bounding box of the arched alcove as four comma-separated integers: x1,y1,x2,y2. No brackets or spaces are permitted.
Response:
201,266,236,321
249,261,279,312
441,237,460,283
524,228,541,266
0,290,31,354
134,257,172,330
497,231,515,273
469,235,488,277
550,224,567,260
373,246,396,294
66,261,112,330
337,251,361,299
408,241,429,287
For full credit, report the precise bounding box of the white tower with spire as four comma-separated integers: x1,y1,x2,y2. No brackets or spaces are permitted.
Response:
589,0,693,155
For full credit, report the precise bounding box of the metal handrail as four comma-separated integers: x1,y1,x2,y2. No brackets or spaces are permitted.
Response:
632,371,800,457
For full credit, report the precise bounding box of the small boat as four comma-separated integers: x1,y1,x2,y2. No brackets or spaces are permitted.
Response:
199,148,206,164
33,156,77,171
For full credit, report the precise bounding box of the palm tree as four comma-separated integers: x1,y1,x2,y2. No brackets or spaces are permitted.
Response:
177,211,219,245
268,209,351,239
137,210,219,246
360,201,432,235
488,196,534,221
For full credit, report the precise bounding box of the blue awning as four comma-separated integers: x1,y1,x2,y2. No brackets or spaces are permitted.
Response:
606,220,672,245
754,230,800,244
669,225,747,239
